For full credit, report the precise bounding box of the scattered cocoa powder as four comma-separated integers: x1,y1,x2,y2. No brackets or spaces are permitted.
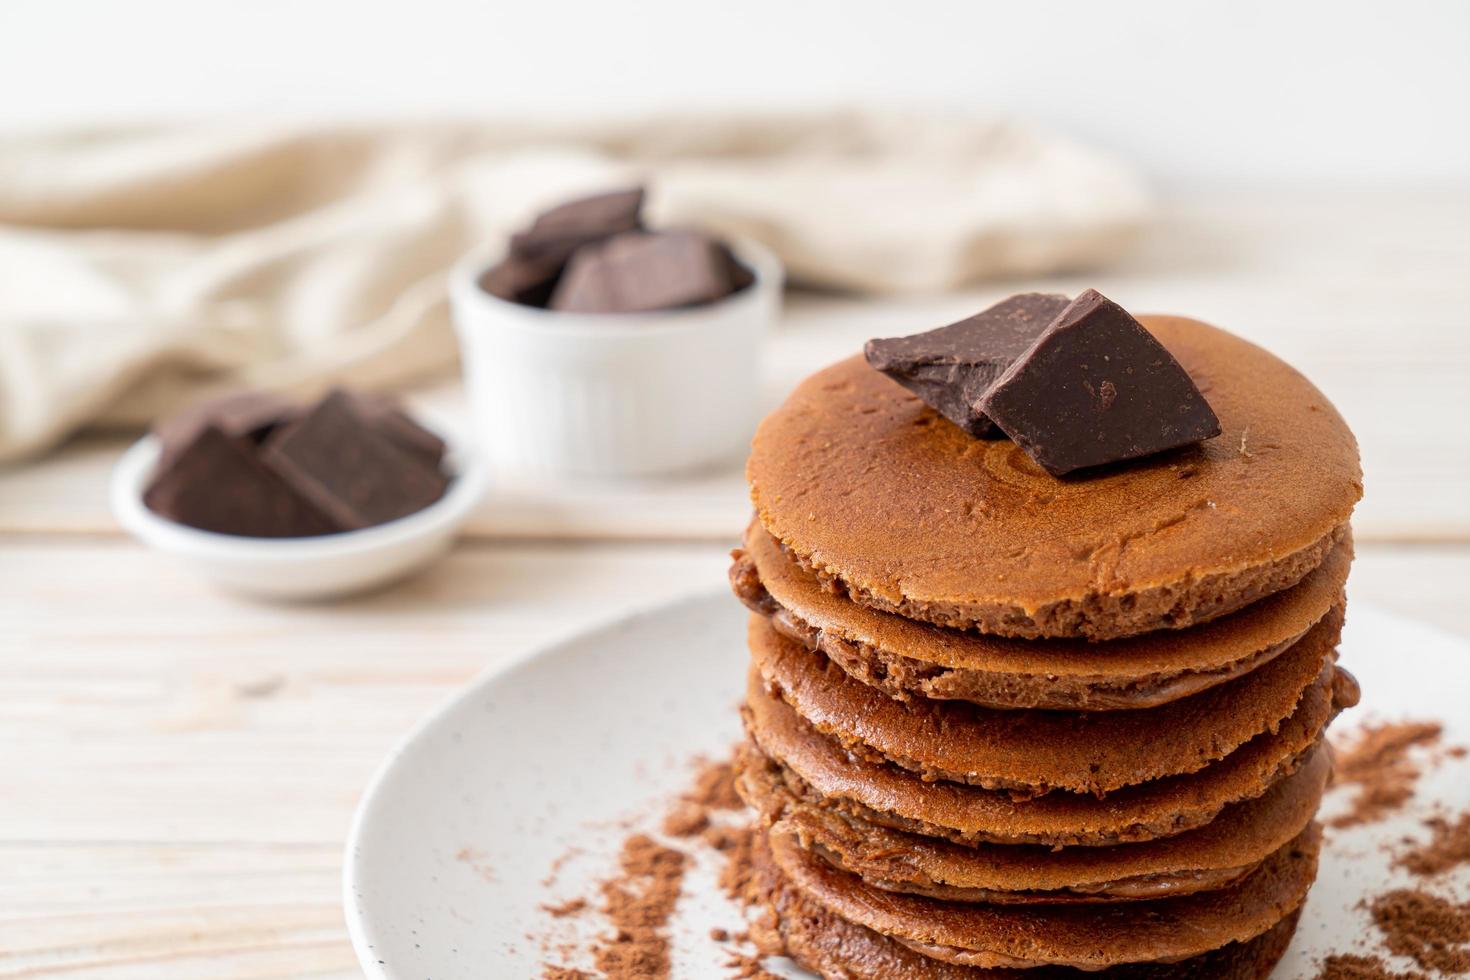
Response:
688,757,745,811
661,758,743,837
1396,810,1470,878
590,834,687,978
661,800,710,838
541,845,585,888
539,751,765,978
541,896,588,918
454,845,496,882
1329,721,1444,828
1368,888,1470,974
722,950,783,980
705,823,758,903
1316,953,1427,980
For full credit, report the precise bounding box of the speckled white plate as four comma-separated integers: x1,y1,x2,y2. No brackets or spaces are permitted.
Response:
345,593,1470,979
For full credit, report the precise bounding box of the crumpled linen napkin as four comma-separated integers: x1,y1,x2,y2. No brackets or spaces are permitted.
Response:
0,111,1149,461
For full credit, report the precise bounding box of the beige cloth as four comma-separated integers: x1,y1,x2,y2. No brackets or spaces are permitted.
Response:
0,112,1149,462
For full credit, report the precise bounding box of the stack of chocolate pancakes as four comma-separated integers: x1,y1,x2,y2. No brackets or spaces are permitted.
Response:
728,311,1363,977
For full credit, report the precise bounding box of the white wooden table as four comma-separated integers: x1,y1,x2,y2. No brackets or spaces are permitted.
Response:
2,188,1468,978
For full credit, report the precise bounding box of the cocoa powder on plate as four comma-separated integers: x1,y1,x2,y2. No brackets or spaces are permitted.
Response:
1396,810,1470,878
569,833,687,978
539,753,762,979
1369,888,1470,974
1316,953,1427,980
662,757,745,838
1330,721,1444,828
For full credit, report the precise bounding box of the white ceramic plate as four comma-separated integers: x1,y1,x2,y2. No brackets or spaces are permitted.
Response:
345,595,1470,979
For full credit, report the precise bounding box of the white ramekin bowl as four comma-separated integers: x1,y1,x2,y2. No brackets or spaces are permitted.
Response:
449,237,781,479
109,410,489,601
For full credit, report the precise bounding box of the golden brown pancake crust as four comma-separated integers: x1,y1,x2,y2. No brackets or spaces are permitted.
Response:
748,606,1341,796
743,667,1342,846
766,821,1320,970
734,523,1353,710
749,835,1303,978
747,317,1361,639
737,741,1329,904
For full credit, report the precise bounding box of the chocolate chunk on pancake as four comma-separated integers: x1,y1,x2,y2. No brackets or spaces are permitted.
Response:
733,522,1352,710
863,293,1071,439
748,317,1361,639
976,289,1222,476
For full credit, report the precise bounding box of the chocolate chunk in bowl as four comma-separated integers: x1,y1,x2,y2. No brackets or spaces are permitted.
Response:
508,186,646,265
549,230,739,313
144,423,340,538
262,390,450,531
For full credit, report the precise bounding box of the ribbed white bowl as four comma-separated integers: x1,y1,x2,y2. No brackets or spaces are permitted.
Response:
449,237,782,479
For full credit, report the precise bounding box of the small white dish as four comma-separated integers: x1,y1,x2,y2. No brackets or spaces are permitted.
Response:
449,237,782,479
342,596,1470,979
110,409,489,601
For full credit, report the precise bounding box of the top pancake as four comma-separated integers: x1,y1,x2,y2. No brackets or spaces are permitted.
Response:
748,316,1361,640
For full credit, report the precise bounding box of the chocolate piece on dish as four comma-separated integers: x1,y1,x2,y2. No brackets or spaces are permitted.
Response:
144,424,340,537
263,390,449,530
549,230,737,313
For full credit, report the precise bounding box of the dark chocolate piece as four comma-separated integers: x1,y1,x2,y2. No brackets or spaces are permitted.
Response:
480,187,646,307
864,293,1071,437
716,241,756,294
153,390,301,468
144,425,340,537
477,252,564,307
262,391,449,530
334,389,447,469
508,186,645,266
978,289,1221,475
549,230,735,313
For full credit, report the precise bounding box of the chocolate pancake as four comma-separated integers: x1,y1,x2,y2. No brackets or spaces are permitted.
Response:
747,317,1361,640
742,664,1348,846
738,741,1329,904
766,821,1320,971
747,605,1340,796
734,523,1352,710
748,834,1303,979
